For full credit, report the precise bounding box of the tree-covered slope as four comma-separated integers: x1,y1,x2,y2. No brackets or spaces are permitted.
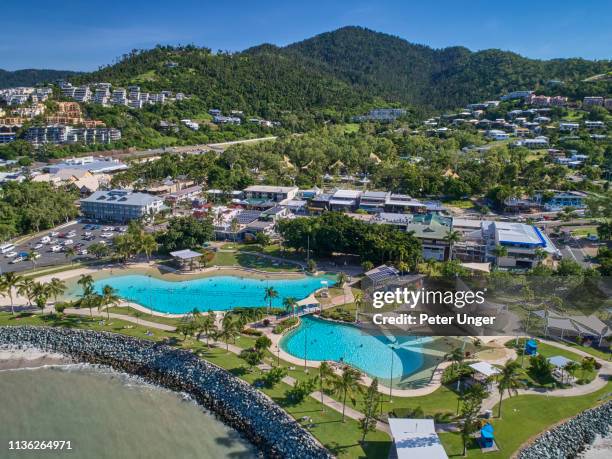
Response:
0,69,79,88
72,45,379,117
282,26,612,109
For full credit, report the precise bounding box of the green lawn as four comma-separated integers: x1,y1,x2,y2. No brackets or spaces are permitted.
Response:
105,306,183,327
439,382,611,458
212,251,301,272
444,199,475,209
0,312,171,342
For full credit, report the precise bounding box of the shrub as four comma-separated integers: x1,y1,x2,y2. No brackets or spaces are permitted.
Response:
273,317,298,334
242,328,263,337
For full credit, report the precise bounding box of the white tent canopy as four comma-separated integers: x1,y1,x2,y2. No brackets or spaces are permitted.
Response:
469,361,501,378
388,418,448,459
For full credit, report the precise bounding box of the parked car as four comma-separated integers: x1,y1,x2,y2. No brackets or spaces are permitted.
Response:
50,245,62,252
11,256,24,264
34,243,43,250
4,251,17,258
63,239,74,246
79,249,88,256
40,236,50,244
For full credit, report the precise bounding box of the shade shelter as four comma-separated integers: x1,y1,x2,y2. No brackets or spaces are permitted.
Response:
169,249,203,271
469,362,501,391
388,418,448,459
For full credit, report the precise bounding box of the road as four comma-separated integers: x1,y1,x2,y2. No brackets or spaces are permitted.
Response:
72,136,279,162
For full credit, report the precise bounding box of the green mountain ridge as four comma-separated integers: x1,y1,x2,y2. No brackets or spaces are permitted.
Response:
5,27,611,113
0,69,79,88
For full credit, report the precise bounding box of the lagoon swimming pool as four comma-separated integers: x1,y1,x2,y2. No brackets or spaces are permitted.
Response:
86,274,335,314
280,316,433,384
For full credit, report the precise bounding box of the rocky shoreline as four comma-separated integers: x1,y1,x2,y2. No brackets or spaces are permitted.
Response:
517,400,611,459
0,326,333,459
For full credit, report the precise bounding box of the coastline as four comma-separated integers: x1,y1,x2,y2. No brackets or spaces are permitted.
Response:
0,325,332,459
0,347,72,371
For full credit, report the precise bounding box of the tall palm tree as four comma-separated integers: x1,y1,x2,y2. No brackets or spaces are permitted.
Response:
17,278,36,306
493,245,508,268
200,314,217,347
77,274,95,318
330,366,363,422
47,278,67,304
263,286,279,313
337,272,349,305
353,291,363,322
65,247,76,264
318,361,336,410
444,230,461,260
0,272,22,315
101,285,120,320
26,250,38,268
140,234,157,261
77,274,94,295
283,296,299,318
220,317,238,351
496,360,524,418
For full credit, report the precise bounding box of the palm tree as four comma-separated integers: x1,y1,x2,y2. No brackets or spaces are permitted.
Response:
140,234,157,261
17,278,36,306
47,278,67,304
32,282,48,314
496,360,524,418
26,249,38,268
283,296,299,318
318,361,336,410
65,247,76,264
330,366,363,422
337,272,349,305
101,285,120,320
220,318,238,352
77,274,95,318
493,245,508,268
0,272,22,315
200,314,217,347
77,274,94,295
230,218,240,243
446,346,465,390
263,286,279,313
353,291,363,322
444,230,461,260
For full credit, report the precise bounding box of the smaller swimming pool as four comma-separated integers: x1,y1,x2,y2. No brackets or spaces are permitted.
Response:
86,273,336,314
280,316,432,384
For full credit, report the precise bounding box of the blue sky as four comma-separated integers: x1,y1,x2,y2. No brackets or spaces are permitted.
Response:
2,0,611,71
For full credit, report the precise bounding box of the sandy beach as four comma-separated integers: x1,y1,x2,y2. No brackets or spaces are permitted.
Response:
0,346,72,371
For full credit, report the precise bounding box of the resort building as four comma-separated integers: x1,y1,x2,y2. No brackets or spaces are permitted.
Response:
454,219,560,269
358,191,388,213
80,189,165,222
361,264,400,289
371,213,452,261
48,156,128,175
243,185,298,204
534,191,588,211
329,189,362,211
164,185,203,204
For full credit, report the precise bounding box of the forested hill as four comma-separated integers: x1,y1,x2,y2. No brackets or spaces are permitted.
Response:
71,46,381,117
278,26,612,109
67,26,610,113
0,69,79,88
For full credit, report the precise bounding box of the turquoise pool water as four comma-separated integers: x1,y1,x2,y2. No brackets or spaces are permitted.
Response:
280,316,430,382
89,274,335,314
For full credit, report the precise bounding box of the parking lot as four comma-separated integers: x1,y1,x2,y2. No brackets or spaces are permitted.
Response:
0,221,126,274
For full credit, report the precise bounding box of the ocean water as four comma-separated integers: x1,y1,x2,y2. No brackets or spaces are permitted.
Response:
0,365,255,459
88,274,335,314
280,315,428,382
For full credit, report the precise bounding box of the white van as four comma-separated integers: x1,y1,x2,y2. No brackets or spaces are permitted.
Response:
50,245,62,253
0,243,16,254
40,236,51,244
